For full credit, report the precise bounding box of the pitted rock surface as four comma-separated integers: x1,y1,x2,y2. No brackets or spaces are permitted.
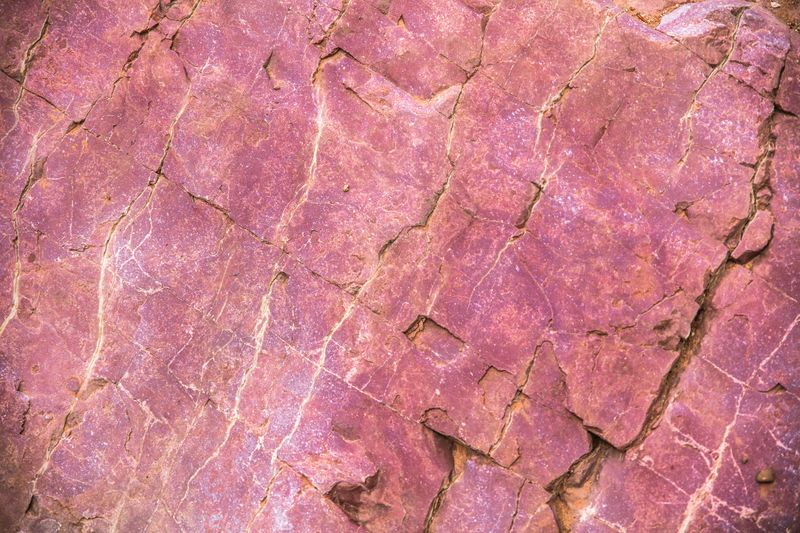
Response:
0,0,798,531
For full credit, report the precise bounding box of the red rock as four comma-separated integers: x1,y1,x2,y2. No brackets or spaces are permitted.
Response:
723,6,791,95
481,0,607,110
247,466,360,532
329,0,478,99
277,372,452,531
83,35,190,171
777,32,800,114
23,0,154,121
22,130,154,253
732,208,774,262
1,0,799,531
658,0,747,66
572,265,800,531
427,453,526,533
753,114,800,301
0,0,48,81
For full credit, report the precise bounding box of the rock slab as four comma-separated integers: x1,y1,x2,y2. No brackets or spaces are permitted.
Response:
0,0,798,531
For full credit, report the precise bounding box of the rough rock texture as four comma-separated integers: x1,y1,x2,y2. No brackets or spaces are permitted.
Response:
0,0,798,531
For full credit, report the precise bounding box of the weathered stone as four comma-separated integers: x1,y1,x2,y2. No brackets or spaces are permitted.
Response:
732,209,774,262
427,453,526,533
658,0,748,65
571,265,800,531
0,0,798,531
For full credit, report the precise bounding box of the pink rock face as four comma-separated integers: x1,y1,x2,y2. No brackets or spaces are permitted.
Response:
732,209,774,262
0,0,798,532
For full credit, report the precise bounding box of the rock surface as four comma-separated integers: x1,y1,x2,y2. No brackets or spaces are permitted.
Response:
0,0,798,531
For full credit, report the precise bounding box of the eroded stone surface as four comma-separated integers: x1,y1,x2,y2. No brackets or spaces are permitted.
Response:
0,0,798,531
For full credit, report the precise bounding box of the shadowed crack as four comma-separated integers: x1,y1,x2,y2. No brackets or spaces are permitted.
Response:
540,9,617,119
17,13,49,82
262,50,283,90
546,40,788,531
360,2,501,281
547,437,615,532
326,471,388,525
629,96,782,453
487,345,544,456
423,439,469,532
508,480,527,532
0,11,50,142
404,315,466,347
81,0,202,127
166,0,203,49
314,0,353,47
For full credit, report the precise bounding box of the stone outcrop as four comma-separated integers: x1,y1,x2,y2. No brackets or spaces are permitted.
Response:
0,0,798,531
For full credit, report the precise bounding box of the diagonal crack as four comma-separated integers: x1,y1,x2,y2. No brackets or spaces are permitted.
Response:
547,49,786,530
487,344,544,456
422,439,468,533
0,136,48,340
370,0,503,275
272,48,332,247
629,97,781,453
676,7,747,169
174,269,287,514
314,0,352,47
245,268,367,528
25,73,195,513
547,437,614,532
0,12,50,147
28,178,154,500
538,9,616,120
463,6,609,308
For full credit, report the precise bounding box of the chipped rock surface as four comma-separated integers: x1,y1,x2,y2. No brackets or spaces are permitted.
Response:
0,0,798,531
